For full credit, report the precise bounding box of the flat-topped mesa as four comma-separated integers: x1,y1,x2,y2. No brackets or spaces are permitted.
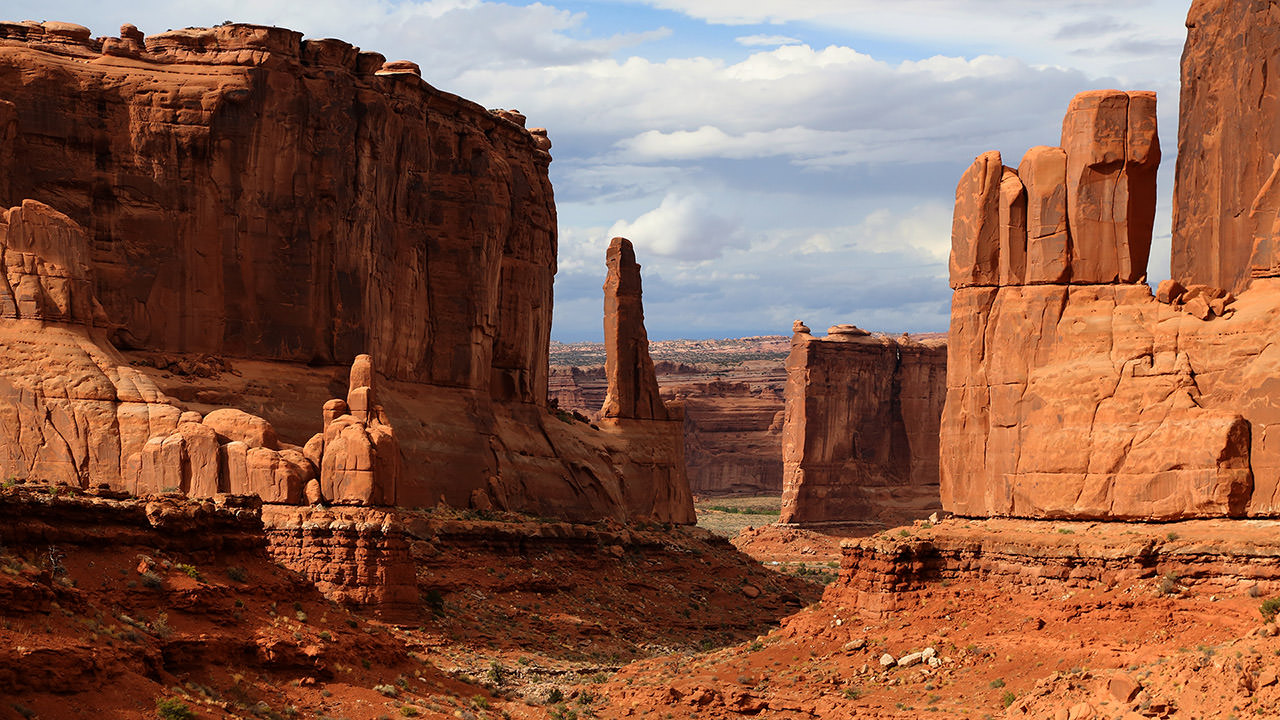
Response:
950,90,1159,289
601,237,669,421
0,20,554,404
780,322,946,526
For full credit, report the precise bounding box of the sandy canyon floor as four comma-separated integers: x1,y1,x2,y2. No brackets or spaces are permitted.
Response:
3,489,1278,720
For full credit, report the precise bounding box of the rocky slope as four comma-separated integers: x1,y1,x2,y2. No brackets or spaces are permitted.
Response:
0,484,818,719
581,516,1280,719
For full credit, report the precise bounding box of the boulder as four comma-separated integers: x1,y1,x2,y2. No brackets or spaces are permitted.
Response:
203,408,279,450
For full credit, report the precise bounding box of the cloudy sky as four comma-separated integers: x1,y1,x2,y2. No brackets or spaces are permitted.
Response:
15,1,1191,340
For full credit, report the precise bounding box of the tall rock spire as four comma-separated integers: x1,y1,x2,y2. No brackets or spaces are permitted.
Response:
600,237,668,421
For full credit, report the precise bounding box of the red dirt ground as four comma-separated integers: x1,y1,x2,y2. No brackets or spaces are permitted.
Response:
6,497,1280,720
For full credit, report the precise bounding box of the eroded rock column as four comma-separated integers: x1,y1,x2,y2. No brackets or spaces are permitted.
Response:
601,237,668,421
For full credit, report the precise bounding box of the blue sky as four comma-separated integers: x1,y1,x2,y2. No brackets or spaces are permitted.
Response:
12,1,1192,341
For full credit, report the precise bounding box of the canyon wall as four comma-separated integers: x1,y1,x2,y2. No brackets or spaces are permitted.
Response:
780,323,946,525
0,21,552,401
941,81,1280,519
0,21,692,524
1172,0,1280,294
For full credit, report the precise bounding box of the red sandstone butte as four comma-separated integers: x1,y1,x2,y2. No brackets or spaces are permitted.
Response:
0,21,691,524
940,81,1280,520
780,323,946,526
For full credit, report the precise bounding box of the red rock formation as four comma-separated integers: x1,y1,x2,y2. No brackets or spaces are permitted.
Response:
0,21,691,524
780,324,946,525
1174,0,1280,293
262,505,419,617
1019,146,1070,283
596,237,693,523
602,237,667,421
0,20,552,403
941,86,1280,520
550,351,788,497
1061,90,1159,284
312,354,400,506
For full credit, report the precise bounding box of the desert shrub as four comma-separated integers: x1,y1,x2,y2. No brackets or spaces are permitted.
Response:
1261,597,1280,621
1156,572,1180,596
374,684,399,697
225,565,248,583
155,697,194,720
152,612,173,639
1000,690,1016,708
175,564,201,580
989,678,1006,689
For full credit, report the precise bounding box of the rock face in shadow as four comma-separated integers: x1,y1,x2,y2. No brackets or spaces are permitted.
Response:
0,22,555,402
0,21,691,523
780,324,946,526
941,84,1280,520
1174,0,1280,294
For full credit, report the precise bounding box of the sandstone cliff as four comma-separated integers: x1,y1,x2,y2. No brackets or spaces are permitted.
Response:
1173,0,1280,294
941,80,1280,520
780,324,946,525
0,21,691,523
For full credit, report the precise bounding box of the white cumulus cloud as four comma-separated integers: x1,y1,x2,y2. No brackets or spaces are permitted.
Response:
607,194,745,261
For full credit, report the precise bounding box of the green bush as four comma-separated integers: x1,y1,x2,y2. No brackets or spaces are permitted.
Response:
1000,690,1016,708
1261,597,1280,621
155,697,194,720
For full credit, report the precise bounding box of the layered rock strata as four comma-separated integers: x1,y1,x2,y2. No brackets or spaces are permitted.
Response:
780,324,946,525
0,21,691,523
942,85,1280,520
261,505,418,617
832,518,1280,619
